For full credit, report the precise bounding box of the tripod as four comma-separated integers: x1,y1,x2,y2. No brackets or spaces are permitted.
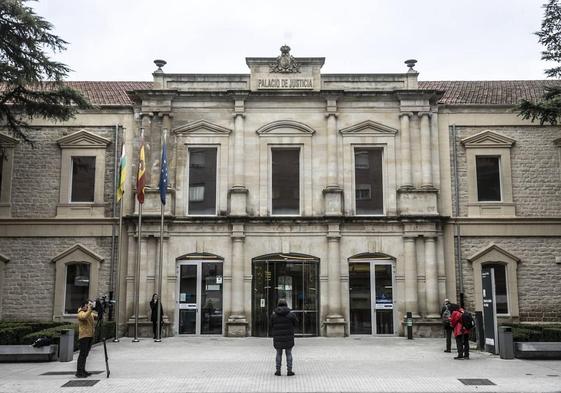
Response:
94,299,110,378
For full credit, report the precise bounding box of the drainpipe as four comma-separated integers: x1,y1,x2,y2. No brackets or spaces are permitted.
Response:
109,123,121,319
451,124,464,307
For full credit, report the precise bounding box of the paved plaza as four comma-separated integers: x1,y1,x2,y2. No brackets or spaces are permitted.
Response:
1,336,561,393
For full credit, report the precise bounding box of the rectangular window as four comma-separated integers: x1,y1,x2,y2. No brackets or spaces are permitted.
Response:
71,156,96,202
354,148,383,215
476,156,501,201
65,263,90,314
188,148,217,215
272,148,300,215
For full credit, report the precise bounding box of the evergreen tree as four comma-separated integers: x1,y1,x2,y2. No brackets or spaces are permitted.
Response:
0,0,91,145
518,0,561,125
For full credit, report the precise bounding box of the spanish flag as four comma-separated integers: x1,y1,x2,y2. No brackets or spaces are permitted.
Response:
136,130,146,204
116,144,127,202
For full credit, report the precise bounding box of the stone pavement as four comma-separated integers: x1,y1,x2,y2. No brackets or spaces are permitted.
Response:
1,336,561,393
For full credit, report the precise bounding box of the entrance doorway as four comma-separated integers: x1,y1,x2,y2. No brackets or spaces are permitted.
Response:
252,254,319,337
349,258,395,335
176,260,223,335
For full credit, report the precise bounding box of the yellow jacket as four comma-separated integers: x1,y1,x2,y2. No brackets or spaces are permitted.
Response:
77,306,95,339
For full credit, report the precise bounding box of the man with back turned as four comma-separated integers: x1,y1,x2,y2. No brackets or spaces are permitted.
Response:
271,299,298,376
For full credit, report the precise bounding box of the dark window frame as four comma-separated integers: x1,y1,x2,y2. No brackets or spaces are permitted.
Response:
475,155,502,202
485,263,509,315
187,147,218,215
271,147,301,216
354,147,384,215
64,262,90,315
70,156,96,203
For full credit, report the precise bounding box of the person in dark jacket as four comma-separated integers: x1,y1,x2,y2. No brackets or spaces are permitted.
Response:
440,299,452,352
449,304,471,359
150,293,164,339
271,299,298,376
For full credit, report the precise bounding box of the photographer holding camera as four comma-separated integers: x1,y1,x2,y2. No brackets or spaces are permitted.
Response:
76,299,96,378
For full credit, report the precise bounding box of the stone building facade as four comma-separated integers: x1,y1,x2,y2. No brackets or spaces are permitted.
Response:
0,48,559,338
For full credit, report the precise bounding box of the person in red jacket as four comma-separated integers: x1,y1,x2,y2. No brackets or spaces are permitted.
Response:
449,304,471,359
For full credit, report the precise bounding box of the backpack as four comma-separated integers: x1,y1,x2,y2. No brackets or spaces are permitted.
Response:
461,310,475,330
441,305,451,326
31,336,52,348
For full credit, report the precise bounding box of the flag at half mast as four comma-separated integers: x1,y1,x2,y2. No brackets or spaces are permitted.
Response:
116,144,127,202
158,134,168,205
136,130,146,204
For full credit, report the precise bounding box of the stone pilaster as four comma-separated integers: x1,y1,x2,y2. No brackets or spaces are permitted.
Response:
424,236,440,317
227,223,248,336
323,98,343,216
324,223,345,336
404,237,419,317
399,112,413,189
419,112,433,188
230,95,248,216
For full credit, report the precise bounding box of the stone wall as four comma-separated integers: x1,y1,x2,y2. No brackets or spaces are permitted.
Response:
451,126,561,217
460,237,561,321
0,237,113,321
11,127,116,218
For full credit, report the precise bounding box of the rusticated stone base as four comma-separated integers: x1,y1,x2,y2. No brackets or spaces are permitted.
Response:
400,318,444,338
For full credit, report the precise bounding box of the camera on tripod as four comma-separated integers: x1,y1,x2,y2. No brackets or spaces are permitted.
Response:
93,295,115,321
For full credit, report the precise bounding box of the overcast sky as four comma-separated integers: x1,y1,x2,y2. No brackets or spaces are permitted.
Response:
33,0,549,81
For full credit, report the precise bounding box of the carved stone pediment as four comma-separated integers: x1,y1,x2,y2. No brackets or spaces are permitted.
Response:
256,120,316,136
339,120,398,135
461,130,515,148
51,244,104,264
466,243,520,264
173,120,232,135
57,129,111,148
0,132,19,147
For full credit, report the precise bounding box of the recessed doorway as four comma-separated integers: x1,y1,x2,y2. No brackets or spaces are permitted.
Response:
349,257,395,335
176,259,223,335
252,254,319,337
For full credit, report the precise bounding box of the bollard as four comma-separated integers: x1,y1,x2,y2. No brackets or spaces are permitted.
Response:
406,312,413,339
59,329,74,362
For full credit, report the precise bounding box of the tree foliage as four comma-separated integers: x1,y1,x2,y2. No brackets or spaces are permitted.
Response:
0,0,91,145
518,0,561,125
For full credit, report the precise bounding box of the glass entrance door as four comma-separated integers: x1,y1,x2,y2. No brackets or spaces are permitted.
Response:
177,261,223,335
252,256,319,337
349,260,395,335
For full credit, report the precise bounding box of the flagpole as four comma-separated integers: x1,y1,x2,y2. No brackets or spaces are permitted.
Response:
133,127,145,343
133,202,142,342
113,197,123,343
156,129,167,342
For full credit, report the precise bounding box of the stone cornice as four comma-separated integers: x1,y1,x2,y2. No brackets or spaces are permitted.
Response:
256,120,316,136
0,132,19,147
173,119,232,135
51,244,105,264
461,129,516,148
339,120,398,135
466,243,521,264
0,252,9,263
57,129,112,149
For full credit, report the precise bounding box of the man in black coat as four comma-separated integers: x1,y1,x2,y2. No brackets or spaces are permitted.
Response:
271,299,298,376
